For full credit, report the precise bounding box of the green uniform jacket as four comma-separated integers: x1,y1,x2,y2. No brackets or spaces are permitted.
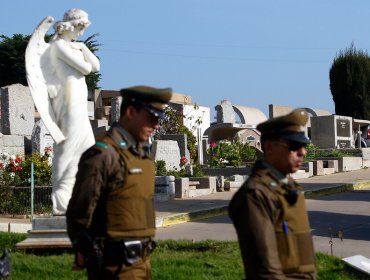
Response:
66,122,155,242
229,160,316,280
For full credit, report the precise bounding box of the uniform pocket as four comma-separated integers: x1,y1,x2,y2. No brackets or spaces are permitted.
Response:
295,232,316,272
276,230,299,271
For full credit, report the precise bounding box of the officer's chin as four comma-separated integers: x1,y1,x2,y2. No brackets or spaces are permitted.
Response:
291,164,301,173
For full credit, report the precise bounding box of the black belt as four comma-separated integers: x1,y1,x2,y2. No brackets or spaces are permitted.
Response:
103,238,156,266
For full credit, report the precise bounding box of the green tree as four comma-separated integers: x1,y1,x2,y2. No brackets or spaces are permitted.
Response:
83,33,102,90
329,43,370,119
0,34,30,87
0,33,101,90
153,105,199,161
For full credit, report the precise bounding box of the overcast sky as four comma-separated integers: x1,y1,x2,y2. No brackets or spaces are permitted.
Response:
1,1,369,118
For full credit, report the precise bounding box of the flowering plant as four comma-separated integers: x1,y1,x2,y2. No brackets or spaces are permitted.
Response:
0,153,23,186
207,139,257,167
180,156,188,166
0,150,52,187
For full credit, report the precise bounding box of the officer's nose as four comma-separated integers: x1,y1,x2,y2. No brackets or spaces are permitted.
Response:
151,116,160,129
297,146,307,156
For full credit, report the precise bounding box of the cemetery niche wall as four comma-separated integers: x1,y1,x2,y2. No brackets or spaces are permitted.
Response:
311,115,354,149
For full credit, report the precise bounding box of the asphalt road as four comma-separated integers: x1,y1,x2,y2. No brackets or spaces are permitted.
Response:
156,189,370,259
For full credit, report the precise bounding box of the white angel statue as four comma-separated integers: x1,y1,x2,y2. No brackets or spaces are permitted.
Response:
26,9,100,215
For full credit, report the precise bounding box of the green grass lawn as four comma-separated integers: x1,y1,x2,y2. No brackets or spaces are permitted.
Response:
0,232,368,279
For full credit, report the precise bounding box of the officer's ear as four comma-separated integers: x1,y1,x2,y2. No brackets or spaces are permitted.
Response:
262,139,274,154
124,105,137,120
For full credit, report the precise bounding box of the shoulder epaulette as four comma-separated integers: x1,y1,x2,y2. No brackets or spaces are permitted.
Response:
95,141,108,150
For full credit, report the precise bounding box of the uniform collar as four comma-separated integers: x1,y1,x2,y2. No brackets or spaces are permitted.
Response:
109,122,137,149
261,160,289,185
109,122,149,157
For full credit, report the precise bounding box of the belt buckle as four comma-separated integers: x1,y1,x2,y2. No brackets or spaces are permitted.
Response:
123,240,143,265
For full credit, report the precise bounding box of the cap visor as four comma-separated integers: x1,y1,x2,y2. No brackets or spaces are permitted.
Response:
279,132,310,144
147,107,166,119
136,100,166,119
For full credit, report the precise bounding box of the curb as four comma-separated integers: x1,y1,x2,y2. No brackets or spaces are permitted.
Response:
304,181,370,199
3,182,370,233
156,206,229,228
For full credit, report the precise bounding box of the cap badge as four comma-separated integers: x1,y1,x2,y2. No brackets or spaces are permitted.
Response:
118,140,127,148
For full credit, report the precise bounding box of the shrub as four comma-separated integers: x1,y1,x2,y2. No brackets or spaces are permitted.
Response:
0,150,53,215
207,139,257,168
0,151,52,187
305,144,352,162
192,164,204,177
155,160,204,178
155,160,167,176
166,168,188,178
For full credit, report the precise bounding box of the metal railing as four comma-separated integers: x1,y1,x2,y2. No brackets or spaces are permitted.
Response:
0,185,52,215
0,163,52,216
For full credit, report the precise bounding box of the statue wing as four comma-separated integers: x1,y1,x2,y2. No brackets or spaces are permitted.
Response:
25,16,66,144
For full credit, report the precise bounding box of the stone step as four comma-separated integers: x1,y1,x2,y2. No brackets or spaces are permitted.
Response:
26,229,68,238
188,188,213,198
15,216,72,250
16,236,72,250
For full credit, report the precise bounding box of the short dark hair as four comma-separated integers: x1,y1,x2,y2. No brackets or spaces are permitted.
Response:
260,134,281,152
120,98,143,116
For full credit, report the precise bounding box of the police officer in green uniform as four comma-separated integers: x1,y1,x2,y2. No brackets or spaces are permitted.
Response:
66,86,172,280
229,108,317,280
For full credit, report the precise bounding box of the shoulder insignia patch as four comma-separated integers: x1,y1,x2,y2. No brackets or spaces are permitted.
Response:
118,140,127,149
95,141,108,150
269,180,277,188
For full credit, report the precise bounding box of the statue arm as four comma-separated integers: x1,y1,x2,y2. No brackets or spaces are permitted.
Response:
76,43,100,72
54,40,100,75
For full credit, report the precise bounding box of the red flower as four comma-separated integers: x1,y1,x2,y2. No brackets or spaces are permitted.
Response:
15,157,21,163
10,161,15,166
180,156,188,166
17,166,21,171
11,167,16,172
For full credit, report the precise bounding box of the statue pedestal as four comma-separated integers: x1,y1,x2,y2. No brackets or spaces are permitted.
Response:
16,216,72,250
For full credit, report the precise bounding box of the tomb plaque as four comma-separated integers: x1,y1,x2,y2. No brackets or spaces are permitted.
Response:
337,140,351,149
337,119,350,137
151,140,181,171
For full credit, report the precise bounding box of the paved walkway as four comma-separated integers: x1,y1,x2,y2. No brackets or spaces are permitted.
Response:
2,168,370,233
156,168,370,226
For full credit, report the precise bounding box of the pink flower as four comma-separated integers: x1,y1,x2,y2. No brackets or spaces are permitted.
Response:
180,156,188,166
44,146,53,155
210,141,217,148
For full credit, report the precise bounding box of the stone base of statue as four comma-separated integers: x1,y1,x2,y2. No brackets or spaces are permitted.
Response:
16,216,72,250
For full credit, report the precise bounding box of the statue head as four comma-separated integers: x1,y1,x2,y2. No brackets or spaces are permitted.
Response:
54,9,91,35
